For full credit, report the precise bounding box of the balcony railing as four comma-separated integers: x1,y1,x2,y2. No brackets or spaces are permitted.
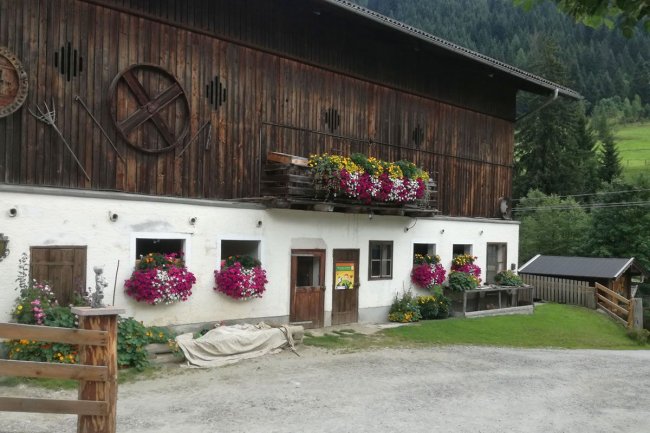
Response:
260,152,437,217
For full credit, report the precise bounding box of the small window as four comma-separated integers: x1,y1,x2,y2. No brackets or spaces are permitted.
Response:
136,238,185,259
413,243,436,258
221,240,260,261
296,256,321,287
453,244,472,257
369,241,393,280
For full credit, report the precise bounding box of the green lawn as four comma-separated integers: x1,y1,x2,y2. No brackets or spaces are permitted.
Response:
304,304,645,350
615,122,650,182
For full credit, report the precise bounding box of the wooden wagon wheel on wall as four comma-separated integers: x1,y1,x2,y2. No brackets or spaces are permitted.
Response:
0,46,29,118
108,63,190,154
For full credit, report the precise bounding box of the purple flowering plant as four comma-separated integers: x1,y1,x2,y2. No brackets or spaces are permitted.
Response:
214,255,268,300
411,254,446,291
309,153,430,205
124,252,196,305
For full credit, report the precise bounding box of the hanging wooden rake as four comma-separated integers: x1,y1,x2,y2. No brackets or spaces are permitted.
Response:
29,100,91,181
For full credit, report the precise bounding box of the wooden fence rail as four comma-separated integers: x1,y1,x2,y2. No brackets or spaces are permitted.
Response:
0,306,123,433
520,275,596,309
595,282,634,328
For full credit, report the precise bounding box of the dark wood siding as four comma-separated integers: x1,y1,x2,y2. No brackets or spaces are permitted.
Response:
0,0,514,217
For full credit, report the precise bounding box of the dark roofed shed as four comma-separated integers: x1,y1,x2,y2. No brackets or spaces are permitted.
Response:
519,255,647,299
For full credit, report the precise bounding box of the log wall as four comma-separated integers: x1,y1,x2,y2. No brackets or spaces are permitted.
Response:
0,0,515,217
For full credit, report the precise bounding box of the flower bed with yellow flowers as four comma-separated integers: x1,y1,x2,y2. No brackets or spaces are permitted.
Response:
308,153,430,205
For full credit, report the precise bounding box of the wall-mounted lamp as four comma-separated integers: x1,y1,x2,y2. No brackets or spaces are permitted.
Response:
189,217,198,226
511,263,517,271
368,211,373,220
440,229,445,234
108,211,118,222
8,207,17,217
256,220,263,228
479,230,484,235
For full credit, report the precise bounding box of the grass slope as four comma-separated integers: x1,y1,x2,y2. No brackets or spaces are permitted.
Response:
304,304,644,350
615,122,650,181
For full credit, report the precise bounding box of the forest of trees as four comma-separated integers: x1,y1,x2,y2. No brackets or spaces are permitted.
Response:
353,0,650,270
353,0,650,112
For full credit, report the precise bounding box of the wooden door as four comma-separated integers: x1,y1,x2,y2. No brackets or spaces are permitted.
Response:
332,249,360,325
30,246,87,305
290,249,325,329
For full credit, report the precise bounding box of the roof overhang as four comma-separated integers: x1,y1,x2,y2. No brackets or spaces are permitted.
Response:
323,0,582,101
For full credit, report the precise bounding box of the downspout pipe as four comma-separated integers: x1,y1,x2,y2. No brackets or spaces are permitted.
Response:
516,88,560,122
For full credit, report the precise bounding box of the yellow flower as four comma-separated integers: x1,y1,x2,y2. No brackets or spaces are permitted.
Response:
17,305,23,310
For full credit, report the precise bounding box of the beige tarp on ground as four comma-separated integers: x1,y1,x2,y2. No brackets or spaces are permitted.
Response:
175,323,298,367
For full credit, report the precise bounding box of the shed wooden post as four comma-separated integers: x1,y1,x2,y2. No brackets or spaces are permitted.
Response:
71,307,124,433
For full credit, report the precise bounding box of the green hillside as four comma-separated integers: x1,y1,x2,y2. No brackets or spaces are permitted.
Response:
616,122,650,181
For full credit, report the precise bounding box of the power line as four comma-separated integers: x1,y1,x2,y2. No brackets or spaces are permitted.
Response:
512,188,650,202
514,200,650,212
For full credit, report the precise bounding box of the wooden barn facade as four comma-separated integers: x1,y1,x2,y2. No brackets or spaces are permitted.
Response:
0,0,578,327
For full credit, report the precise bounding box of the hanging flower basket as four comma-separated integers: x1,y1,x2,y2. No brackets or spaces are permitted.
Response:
308,153,429,205
411,254,446,291
124,253,196,305
214,255,268,301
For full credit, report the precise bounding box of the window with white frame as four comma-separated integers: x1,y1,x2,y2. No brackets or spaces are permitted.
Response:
221,240,260,261
452,244,473,257
133,233,191,264
413,243,436,261
369,241,393,280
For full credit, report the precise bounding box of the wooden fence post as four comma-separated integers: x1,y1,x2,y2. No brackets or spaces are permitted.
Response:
630,298,643,330
71,307,124,433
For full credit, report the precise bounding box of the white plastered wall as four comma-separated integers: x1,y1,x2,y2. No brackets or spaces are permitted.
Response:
0,188,519,326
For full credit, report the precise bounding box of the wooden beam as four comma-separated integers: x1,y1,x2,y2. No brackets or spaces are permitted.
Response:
266,151,309,167
0,323,107,346
595,282,629,304
0,360,108,382
596,294,629,315
597,305,628,327
0,397,107,415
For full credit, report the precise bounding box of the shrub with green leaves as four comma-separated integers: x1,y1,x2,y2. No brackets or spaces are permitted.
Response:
416,296,439,319
388,291,422,323
416,295,452,320
448,271,479,292
494,270,524,286
638,282,650,296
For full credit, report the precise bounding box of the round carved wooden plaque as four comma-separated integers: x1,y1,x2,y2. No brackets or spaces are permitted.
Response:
108,64,190,154
0,47,29,118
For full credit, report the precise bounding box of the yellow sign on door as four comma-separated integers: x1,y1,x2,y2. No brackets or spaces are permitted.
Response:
335,262,355,290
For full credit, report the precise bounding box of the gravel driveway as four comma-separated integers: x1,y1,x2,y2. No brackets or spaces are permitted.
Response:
2,345,649,433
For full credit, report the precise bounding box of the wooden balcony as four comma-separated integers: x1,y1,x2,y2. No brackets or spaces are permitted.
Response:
259,152,438,217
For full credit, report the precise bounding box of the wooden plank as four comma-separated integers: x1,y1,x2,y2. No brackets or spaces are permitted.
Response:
0,323,107,346
597,305,628,327
266,151,309,166
0,397,107,415
596,294,629,315
595,282,629,304
0,360,108,381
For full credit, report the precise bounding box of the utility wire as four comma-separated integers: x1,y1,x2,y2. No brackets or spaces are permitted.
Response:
514,200,650,212
511,188,650,202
